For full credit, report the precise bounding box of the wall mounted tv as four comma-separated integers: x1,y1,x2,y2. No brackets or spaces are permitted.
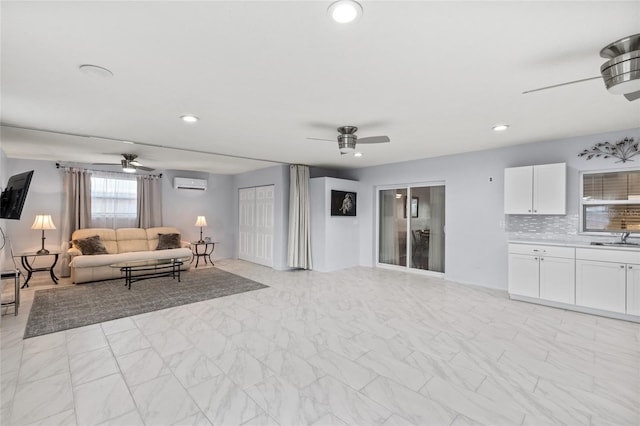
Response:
0,170,34,220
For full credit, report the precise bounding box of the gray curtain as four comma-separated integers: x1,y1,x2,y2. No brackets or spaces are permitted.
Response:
287,165,312,269
136,175,163,228
60,168,92,277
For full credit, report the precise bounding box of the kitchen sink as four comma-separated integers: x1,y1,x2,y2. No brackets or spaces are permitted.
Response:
590,241,640,247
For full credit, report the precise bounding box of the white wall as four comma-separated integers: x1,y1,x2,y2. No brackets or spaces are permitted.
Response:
162,170,234,260
232,165,290,270
1,159,65,274
310,177,360,272
352,127,640,290
0,157,237,274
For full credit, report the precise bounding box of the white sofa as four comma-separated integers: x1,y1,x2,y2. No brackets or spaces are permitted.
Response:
68,227,192,284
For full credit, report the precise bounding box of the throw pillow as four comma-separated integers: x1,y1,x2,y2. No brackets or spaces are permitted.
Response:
156,233,181,250
72,235,109,255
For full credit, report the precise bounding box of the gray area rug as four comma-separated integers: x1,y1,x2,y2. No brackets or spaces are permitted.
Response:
24,268,268,339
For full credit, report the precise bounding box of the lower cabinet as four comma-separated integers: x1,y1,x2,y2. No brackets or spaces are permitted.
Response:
575,260,627,313
508,253,540,298
509,244,640,319
539,256,575,304
508,244,575,303
627,264,640,315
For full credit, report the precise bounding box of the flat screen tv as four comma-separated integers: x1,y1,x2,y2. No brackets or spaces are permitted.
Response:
0,170,34,220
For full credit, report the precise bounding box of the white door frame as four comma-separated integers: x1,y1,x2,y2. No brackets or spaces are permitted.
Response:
375,181,446,278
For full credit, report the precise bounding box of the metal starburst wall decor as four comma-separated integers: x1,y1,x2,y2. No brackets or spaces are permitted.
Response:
578,137,639,163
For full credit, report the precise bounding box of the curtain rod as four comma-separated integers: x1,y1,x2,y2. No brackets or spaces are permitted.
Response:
55,163,163,178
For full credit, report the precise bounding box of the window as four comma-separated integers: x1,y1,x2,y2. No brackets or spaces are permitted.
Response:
581,170,640,233
90,174,137,229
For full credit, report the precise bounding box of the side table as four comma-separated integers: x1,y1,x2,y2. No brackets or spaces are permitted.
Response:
15,251,61,288
191,242,216,268
1,269,20,316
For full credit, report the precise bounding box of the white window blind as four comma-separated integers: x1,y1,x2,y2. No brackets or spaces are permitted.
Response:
582,170,640,232
90,173,137,229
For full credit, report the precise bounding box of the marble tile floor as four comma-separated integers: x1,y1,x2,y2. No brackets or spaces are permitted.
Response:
1,259,639,425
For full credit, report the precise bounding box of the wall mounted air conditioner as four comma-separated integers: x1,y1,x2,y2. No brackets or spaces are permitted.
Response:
173,177,207,191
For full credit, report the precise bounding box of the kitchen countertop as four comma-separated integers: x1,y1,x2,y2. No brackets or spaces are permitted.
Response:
509,239,640,251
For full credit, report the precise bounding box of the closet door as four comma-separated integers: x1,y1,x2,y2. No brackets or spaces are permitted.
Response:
254,186,274,266
238,186,274,267
238,188,256,262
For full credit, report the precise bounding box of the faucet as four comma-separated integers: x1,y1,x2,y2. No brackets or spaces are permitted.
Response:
620,231,631,244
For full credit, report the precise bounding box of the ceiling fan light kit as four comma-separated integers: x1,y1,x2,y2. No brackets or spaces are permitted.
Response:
121,160,136,173
599,33,640,96
523,33,640,101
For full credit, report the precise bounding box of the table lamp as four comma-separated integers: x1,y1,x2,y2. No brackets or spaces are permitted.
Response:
32,214,56,255
195,216,207,244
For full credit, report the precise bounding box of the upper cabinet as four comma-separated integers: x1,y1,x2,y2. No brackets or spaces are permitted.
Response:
504,162,566,215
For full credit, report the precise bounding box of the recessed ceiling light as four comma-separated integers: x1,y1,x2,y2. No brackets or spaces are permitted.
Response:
181,115,199,123
122,141,135,145
354,152,363,157
328,0,362,23
492,124,510,132
79,64,113,78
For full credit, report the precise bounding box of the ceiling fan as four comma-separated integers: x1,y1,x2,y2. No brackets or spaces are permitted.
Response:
308,125,391,155
93,154,155,173
523,33,640,101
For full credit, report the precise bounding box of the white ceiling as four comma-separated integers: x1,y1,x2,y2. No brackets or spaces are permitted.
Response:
1,1,639,175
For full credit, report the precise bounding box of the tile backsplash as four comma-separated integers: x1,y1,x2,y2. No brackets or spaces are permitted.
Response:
505,214,616,243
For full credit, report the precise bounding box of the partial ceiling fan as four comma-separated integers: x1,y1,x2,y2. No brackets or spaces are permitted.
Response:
523,33,640,101
93,154,155,172
307,125,391,155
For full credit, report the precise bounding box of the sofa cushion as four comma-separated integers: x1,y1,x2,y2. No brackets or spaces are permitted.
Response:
71,228,118,254
70,247,192,268
146,227,182,250
116,228,149,253
73,235,109,255
156,233,181,250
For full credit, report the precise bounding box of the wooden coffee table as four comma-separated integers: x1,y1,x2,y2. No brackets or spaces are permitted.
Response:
110,258,184,290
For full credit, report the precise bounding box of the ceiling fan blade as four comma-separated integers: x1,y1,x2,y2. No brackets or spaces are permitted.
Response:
307,137,336,142
522,76,601,94
358,136,390,144
624,91,640,101
129,160,142,166
135,166,155,171
92,162,120,166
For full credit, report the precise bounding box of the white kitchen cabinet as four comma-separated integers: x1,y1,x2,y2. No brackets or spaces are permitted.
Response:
504,163,566,215
539,256,575,304
508,244,574,302
508,253,540,298
575,259,626,313
626,263,640,315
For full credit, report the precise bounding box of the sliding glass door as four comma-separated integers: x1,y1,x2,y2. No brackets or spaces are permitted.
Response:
379,188,407,267
378,184,445,274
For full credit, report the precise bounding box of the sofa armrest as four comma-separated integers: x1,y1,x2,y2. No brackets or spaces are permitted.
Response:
67,247,82,263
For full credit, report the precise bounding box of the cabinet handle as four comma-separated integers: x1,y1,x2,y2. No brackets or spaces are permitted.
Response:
534,210,538,213
532,249,539,252
541,258,544,261
620,265,625,268
534,257,538,261
528,209,532,213
629,266,633,269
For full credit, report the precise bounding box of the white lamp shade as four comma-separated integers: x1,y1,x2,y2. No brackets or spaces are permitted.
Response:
31,214,56,230
194,216,208,227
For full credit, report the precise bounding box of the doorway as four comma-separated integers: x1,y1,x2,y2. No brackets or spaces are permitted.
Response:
377,184,445,275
